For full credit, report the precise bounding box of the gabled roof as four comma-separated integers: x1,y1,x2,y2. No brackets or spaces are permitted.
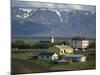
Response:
72,36,86,40
38,52,56,56
54,45,73,49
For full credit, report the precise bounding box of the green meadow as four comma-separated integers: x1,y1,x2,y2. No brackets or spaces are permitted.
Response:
11,49,96,74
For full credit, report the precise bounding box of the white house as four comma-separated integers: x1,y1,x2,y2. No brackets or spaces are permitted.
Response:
38,52,58,61
63,54,86,62
71,37,89,51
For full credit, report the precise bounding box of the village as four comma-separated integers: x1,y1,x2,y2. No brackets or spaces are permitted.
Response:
31,36,89,63
11,29,96,74
12,35,95,62
11,34,96,74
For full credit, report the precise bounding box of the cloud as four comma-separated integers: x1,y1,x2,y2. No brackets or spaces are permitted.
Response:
71,5,82,10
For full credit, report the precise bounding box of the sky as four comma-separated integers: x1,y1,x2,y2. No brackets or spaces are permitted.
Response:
12,0,96,5
11,0,96,12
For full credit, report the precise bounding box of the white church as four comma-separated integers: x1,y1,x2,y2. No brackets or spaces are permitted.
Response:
50,31,54,43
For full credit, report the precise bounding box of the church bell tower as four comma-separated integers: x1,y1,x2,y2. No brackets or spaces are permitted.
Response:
50,31,54,43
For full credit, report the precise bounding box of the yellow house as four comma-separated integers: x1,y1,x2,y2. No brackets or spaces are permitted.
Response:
48,45,73,55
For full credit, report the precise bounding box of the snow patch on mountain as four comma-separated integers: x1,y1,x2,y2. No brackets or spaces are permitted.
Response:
91,11,95,15
19,8,33,13
15,8,33,19
40,8,47,10
85,12,89,15
55,10,63,22
16,15,21,18
49,9,63,22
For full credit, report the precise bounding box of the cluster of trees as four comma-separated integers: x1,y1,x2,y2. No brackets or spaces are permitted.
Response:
53,41,70,45
12,40,69,49
12,40,52,49
12,40,33,49
86,42,96,49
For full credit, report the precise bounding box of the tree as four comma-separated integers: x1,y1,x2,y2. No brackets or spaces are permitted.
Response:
11,40,32,49
87,42,96,49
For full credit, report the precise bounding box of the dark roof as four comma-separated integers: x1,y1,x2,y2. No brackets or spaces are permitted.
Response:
72,36,86,40
38,52,55,56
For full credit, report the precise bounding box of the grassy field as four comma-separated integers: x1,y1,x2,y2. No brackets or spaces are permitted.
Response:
11,59,51,74
12,50,40,60
11,50,96,74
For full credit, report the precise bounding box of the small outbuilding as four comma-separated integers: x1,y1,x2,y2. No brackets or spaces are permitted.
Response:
38,52,59,61
63,54,86,62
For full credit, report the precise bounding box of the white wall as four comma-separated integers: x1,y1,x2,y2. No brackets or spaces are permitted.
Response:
52,53,58,60
80,56,86,62
72,40,89,49
82,40,89,48
72,40,82,48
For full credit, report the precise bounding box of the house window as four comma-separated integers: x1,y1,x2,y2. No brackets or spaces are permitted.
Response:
61,51,63,54
64,50,66,53
74,44,78,48
55,56,58,58
47,56,49,58
75,41,77,44
60,51,63,55
41,56,43,58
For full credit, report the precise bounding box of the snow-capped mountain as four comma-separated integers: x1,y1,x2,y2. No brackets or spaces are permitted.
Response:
11,7,96,38
12,7,33,19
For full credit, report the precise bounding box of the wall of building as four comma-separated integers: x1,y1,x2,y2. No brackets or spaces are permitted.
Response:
52,54,59,60
80,56,86,62
72,40,89,49
48,46,73,55
38,54,58,61
63,56,86,62
82,40,89,48
72,40,82,48
38,56,52,60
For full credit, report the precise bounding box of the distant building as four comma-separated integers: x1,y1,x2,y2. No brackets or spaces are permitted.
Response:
50,31,54,43
38,52,58,61
71,36,89,50
63,54,86,62
51,36,54,43
48,45,73,55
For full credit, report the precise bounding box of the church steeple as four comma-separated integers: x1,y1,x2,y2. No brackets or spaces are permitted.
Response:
50,31,54,43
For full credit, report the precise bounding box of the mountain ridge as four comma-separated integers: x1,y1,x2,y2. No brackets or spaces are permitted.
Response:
11,7,96,38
